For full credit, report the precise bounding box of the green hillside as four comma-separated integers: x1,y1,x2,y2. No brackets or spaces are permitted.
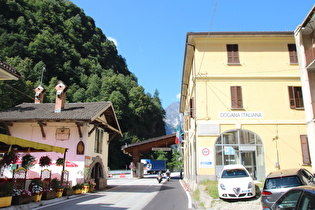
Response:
0,0,166,169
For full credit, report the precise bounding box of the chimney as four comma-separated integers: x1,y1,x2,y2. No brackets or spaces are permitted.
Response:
54,80,68,113
34,85,45,104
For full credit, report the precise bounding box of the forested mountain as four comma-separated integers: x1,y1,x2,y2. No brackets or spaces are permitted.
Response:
0,0,166,169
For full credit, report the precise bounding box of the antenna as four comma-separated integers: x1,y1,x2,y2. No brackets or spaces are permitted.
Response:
40,67,45,86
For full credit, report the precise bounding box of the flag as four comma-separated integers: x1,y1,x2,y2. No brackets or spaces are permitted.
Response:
175,125,183,144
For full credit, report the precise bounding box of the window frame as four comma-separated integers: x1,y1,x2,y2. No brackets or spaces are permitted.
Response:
288,86,304,109
226,44,240,64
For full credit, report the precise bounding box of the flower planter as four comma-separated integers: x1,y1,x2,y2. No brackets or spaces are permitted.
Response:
56,189,64,198
11,196,33,205
73,189,82,194
63,188,74,196
33,193,42,202
82,186,89,193
42,191,57,200
0,196,12,208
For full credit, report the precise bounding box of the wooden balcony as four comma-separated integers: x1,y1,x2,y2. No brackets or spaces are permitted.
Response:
305,43,315,71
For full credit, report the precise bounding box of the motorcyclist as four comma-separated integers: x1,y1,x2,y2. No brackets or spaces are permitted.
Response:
165,169,171,181
157,170,163,183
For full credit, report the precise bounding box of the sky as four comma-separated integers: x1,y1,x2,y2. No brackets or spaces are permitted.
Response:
70,0,314,108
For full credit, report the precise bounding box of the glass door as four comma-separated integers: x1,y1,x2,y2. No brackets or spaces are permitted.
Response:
241,151,256,179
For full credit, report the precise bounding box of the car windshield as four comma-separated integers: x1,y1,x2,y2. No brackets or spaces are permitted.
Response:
221,169,249,178
264,176,302,189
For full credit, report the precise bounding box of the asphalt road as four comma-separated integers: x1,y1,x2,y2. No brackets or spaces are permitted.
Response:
142,176,189,210
30,173,189,210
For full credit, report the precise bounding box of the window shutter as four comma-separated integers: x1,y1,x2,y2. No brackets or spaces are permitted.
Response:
94,128,99,153
100,129,103,154
227,44,240,64
190,98,195,118
288,86,296,108
231,86,243,109
288,44,298,64
300,135,311,165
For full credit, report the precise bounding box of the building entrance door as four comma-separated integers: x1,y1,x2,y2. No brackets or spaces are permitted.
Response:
215,129,265,180
241,151,256,178
91,162,103,190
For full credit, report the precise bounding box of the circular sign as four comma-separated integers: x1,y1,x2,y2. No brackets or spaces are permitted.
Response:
202,148,210,156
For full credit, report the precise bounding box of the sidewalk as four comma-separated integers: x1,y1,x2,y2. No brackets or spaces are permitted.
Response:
2,193,89,210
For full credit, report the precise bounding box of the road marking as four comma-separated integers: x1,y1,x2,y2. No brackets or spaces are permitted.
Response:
180,179,192,209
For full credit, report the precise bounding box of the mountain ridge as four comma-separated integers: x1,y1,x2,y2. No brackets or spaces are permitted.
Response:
164,101,183,135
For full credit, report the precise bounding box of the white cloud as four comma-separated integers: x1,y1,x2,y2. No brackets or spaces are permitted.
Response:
176,93,181,101
108,37,118,47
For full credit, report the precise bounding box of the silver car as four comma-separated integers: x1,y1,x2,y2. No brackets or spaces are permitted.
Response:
261,168,315,209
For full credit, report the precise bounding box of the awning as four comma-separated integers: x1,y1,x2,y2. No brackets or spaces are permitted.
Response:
0,134,67,154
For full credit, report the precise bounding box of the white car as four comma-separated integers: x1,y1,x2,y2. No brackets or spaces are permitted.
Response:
218,164,256,199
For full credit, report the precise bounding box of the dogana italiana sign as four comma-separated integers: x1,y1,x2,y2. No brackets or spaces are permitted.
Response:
219,112,264,119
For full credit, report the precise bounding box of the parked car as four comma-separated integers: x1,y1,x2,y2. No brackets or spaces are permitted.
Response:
269,185,315,210
217,164,256,199
261,168,315,209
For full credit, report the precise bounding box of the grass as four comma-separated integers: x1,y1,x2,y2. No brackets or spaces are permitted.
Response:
192,188,200,201
202,179,219,199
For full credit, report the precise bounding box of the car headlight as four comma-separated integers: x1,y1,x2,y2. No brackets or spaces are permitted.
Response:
248,182,252,189
220,183,226,190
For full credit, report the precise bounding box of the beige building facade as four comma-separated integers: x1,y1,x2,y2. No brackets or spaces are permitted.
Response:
180,32,311,189
295,5,315,173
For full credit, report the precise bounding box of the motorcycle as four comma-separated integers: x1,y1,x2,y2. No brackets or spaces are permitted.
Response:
166,172,171,181
157,173,163,183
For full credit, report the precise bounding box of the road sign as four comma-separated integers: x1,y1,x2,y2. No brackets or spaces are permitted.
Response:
152,147,172,151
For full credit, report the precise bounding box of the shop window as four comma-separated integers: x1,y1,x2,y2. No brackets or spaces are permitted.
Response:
227,44,240,64
288,44,298,64
231,86,243,109
288,86,304,109
300,135,311,165
94,128,103,154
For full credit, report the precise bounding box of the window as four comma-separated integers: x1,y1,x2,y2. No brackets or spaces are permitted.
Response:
77,141,85,155
300,135,311,165
288,44,298,64
94,128,103,154
273,190,302,209
227,44,240,64
288,86,304,109
231,86,243,109
190,98,195,118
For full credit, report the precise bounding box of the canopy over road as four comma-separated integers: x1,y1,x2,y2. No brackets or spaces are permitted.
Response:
122,133,176,176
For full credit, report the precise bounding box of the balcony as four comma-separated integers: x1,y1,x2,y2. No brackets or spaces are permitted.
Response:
305,43,315,71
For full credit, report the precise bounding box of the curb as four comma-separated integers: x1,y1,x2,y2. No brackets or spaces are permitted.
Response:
180,179,192,209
